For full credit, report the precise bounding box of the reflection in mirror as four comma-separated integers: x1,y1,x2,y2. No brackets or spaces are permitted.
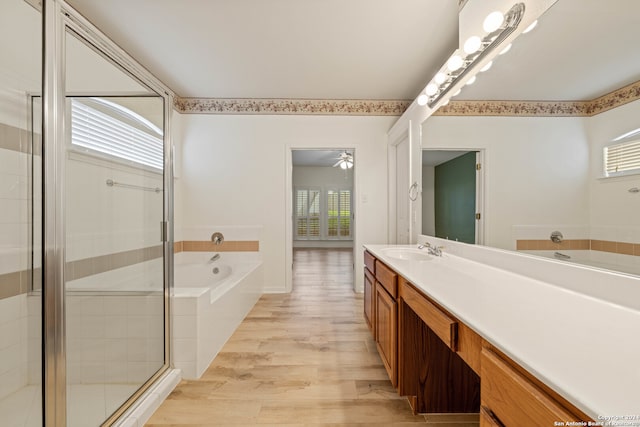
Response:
422,150,479,244
0,0,42,425
64,30,165,426
421,0,640,277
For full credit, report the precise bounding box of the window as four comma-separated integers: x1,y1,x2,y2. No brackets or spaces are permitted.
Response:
70,98,163,170
327,189,351,239
295,189,321,239
294,188,352,240
604,138,640,178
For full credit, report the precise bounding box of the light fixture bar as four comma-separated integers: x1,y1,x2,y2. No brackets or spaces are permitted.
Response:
426,2,526,108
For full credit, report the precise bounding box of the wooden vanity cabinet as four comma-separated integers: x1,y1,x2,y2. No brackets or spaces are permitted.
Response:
362,249,592,424
398,277,480,414
480,346,591,426
374,259,398,387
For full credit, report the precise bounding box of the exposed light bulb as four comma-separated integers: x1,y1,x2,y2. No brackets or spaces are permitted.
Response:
447,54,464,72
499,43,512,55
483,11,504,33
466,75,477,86
464,36,482,54
434,72,447,85
425,83,438,96
523,20,538,34
417,94,428,106
480,61,493,72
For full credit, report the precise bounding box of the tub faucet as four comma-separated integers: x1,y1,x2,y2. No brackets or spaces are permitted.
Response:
209,253,221,263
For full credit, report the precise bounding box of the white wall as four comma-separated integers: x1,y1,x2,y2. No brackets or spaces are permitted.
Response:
586,99,640,243
421,165,435,236
176,113,393,292
422,116,590,250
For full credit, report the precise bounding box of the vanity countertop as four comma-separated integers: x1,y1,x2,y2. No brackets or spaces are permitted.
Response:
364,244,640,421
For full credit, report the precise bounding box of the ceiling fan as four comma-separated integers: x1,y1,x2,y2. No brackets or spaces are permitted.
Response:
333,151,354,169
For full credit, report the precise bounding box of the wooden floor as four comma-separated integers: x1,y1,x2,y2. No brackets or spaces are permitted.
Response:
146,248,479,426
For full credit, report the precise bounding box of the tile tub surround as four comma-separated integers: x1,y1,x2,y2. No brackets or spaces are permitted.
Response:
517,238,640,255
366,242,640,420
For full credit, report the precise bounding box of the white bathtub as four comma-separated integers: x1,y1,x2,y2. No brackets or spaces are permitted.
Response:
172,252,263,379
522,250,640,276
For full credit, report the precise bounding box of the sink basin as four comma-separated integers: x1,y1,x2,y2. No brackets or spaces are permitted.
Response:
380,247,432,261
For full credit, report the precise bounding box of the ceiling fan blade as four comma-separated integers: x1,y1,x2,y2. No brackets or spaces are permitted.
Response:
333,160,342,167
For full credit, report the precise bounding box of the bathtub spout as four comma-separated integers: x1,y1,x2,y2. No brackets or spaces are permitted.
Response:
209,253,221,263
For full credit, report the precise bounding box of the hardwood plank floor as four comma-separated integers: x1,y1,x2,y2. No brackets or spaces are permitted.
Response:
146,248,478,426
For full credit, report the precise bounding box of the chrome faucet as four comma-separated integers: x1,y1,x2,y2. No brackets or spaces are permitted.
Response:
209,253,221,263
211,232,224,245
418,242,444,257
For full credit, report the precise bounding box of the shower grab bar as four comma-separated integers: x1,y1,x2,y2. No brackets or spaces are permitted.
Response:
106,179,162,193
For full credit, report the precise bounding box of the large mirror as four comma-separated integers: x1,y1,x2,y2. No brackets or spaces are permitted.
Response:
421,0,640,277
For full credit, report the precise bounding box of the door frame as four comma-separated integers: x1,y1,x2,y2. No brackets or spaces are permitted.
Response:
285,147,357,292
420,148,485,245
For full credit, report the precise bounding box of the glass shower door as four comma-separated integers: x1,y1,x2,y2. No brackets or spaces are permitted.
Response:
0,0,43,426
64,31,166,427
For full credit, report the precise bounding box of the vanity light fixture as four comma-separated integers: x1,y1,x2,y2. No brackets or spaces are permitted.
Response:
418,2,525,109
483,11,505,33
499,43,513,55
523,20,538,33
480,61,493,72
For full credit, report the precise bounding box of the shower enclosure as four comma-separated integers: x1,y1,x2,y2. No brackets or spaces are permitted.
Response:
1,0,174,425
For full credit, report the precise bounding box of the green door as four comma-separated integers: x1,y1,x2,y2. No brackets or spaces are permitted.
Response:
434,152,477,244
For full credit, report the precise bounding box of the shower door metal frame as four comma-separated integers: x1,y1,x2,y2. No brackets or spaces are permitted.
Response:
42,1,175,425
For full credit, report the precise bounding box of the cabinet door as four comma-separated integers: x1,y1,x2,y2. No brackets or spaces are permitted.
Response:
375,284,397,387
364,269,375,336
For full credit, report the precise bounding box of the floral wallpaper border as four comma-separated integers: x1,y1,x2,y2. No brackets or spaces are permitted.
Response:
173,80,640,117
174,98,412,116
434,80,640,117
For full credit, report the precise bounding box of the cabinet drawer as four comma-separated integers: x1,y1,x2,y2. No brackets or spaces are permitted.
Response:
481,348,577,426
364,250,376,275
375,260,397,298
399,278,457,351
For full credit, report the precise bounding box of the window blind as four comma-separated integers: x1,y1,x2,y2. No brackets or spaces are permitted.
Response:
605,139,640,177
71,99,163,170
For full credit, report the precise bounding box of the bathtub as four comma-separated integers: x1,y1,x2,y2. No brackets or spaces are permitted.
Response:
172,252,263,379
521,250,640,276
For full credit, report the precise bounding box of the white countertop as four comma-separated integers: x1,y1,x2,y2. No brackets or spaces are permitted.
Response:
364,244,640,422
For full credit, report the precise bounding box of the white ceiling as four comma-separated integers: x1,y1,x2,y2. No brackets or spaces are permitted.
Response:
458,0,640,101
66,0,459,100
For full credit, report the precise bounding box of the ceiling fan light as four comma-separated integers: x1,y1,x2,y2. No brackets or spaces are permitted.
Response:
340,161,348,170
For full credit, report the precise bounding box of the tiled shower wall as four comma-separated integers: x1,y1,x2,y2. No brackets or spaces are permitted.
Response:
0,122,32,400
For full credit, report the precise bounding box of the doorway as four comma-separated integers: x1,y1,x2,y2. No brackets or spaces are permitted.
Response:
289,149,355,290
422,150,484,244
